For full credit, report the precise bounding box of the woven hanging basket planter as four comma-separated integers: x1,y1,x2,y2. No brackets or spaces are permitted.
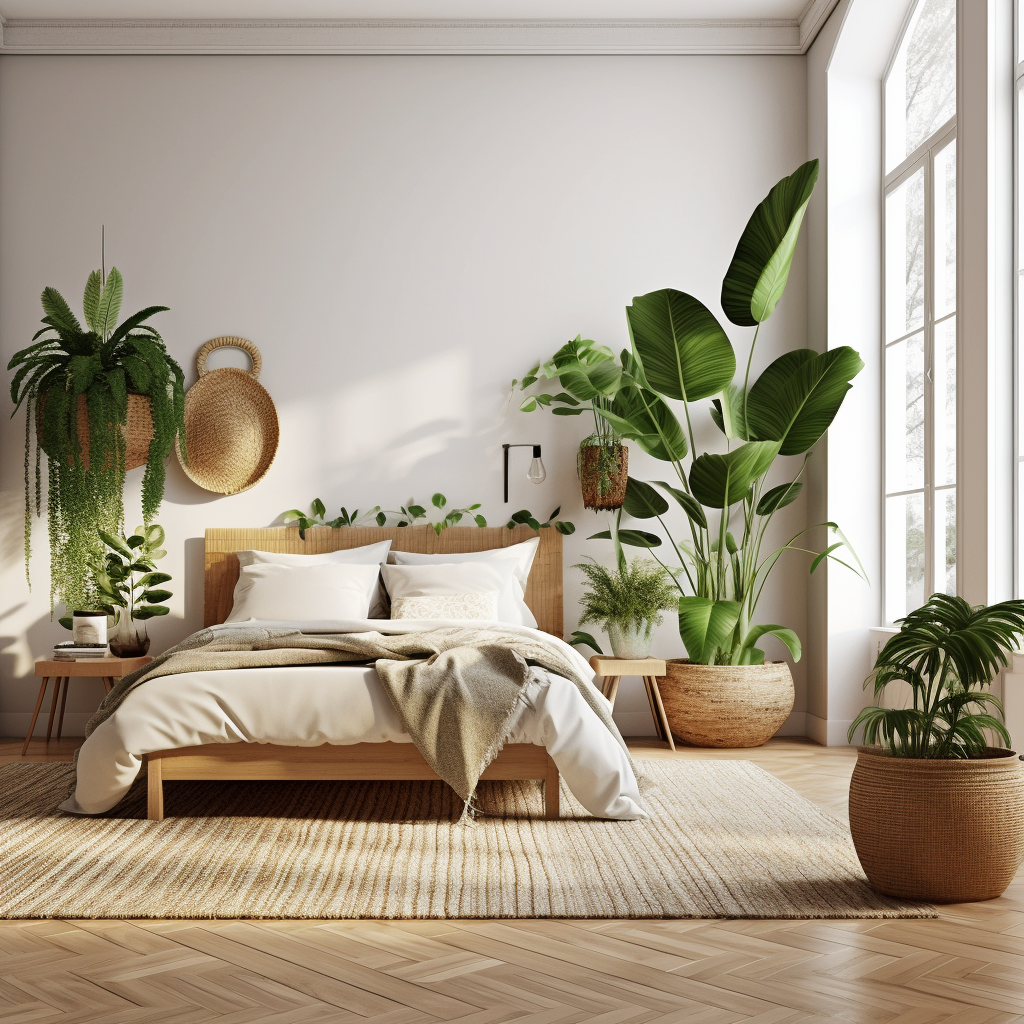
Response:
579,440,627,510
38,392,153,472
657,659,795,748
849,747,1024,903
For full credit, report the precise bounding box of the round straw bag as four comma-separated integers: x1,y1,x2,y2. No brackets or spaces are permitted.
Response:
175,337,279,495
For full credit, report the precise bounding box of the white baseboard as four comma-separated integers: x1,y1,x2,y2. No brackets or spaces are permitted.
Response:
1,711,90,739
804,713,856,746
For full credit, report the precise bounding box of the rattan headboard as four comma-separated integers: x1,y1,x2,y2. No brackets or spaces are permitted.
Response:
204,524,563,636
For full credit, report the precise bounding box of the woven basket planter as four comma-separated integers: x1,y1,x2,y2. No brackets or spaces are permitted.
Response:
657,659,794,747
849,747,1024,903
39,392,153,472
578,441,627,510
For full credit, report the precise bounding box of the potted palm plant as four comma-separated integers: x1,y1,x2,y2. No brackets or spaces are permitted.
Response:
574,550,678,659
9,268,185,613
847,594,1024,903
589,159,866,747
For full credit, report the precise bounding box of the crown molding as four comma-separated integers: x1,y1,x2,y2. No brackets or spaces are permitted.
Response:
0,7,842,56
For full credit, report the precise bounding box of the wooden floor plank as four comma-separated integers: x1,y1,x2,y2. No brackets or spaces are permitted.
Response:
2,737,1023,1022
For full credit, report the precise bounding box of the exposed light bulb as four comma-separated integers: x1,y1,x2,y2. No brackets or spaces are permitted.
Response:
527,445,546,485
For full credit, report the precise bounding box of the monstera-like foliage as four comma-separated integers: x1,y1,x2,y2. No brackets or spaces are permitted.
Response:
591,159,866,665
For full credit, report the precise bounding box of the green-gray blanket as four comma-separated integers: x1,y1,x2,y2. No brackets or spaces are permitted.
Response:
83,626,631,808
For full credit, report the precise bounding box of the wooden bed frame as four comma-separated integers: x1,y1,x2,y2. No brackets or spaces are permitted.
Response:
146,524,563,821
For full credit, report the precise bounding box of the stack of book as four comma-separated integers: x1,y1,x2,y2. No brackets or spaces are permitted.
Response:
53,641,109,661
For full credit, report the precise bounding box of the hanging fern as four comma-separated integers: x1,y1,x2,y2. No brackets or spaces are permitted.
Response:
8,267,185,613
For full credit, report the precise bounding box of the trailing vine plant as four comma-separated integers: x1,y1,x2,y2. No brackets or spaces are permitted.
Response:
9,268,185,612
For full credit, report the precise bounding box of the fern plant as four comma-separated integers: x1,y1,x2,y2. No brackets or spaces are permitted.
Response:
849,594,1024,758
9,268,185,612
574,557,678,634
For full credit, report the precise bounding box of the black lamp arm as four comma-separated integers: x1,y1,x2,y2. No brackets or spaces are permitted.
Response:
502,443,542,503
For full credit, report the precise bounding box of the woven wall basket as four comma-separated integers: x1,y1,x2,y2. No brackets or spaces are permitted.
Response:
657,659,795,748
849,747,1024,903
38,392,153,472
175,337,279,495
579,441,627,510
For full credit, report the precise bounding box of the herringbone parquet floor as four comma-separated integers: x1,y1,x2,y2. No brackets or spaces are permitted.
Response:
2,736,1022,1023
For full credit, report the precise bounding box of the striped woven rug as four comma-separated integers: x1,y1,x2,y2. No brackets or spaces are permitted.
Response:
0,759,932,920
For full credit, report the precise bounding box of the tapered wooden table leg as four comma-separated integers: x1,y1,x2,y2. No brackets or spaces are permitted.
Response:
21,677,50,756
45,677,63,742
56,678,70,740
603,676,621,708
646,675,675,751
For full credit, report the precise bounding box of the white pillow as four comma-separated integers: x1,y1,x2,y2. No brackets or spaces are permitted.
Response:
226,562,383,623
388,539,539,627
380,561,520,623
237,541,392,617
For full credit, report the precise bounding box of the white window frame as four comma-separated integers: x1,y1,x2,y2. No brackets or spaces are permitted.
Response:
881,1,957,624
1015,3,1024,598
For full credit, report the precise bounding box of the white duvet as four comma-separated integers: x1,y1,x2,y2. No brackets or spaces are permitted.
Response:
63,620,644,820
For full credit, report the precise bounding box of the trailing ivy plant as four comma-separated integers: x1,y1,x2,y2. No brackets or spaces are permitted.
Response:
9,268,185,612
282,494,487,539
589,160,867,666
505,507,576,535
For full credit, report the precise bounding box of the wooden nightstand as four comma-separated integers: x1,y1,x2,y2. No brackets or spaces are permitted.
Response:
22,656,153,756
590,655,675,750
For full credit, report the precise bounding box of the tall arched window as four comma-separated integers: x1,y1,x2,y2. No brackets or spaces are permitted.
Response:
883,0,956,623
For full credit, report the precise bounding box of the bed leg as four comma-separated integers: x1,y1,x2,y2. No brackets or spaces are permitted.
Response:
147,756,164,822
544,757,560,820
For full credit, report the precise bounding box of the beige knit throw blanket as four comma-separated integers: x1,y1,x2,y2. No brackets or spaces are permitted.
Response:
79,626,633,811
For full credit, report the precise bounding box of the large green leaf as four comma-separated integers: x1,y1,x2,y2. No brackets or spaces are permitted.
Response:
622,478,669,520
678,597,741,664
741,624,802,662
653,480,708,529
626,289,736,402
588,528,662,548
557,360,622,401
755,481,803,515
40,287,82,337
597,386,687,462
82,271,103,334
721,159,819,326
689,440,780,508
746,346,863,456
95,267,123,340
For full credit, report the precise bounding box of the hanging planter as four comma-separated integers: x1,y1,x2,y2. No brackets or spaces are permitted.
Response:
10,267,185,612
578,437,627,510
38,393,154,472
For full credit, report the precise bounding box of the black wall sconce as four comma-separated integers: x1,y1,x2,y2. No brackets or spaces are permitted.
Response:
502,443,546,503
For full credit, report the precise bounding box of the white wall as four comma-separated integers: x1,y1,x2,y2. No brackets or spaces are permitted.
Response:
0,53,808,736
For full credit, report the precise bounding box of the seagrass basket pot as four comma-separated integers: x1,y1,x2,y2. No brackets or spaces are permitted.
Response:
849,747,1024,903
578,440,627,510
657,659,794,747
38,392,153,471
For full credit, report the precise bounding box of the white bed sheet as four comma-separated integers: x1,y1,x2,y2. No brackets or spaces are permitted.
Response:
63,620,644,820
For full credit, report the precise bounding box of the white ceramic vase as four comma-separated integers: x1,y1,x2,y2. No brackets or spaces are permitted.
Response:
607,620,654,659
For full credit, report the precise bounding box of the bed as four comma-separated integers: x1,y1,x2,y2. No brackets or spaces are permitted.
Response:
64,524,643,823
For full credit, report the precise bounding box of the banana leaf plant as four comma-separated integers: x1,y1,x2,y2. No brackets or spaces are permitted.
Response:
592,159,867,666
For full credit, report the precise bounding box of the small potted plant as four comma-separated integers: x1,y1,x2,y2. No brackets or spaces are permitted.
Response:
848,593,1024,903
574,553,678,659
88,524,172,657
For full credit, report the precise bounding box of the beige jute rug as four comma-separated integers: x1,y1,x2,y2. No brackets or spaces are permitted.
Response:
0,759,932,920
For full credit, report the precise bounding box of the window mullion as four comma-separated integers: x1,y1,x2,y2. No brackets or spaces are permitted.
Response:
925,147,936,600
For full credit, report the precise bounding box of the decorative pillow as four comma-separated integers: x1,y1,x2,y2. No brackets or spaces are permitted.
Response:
387,539,539,627
380,562,519,623
391,592,499,621
237,541,392,617
226,562,383,623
